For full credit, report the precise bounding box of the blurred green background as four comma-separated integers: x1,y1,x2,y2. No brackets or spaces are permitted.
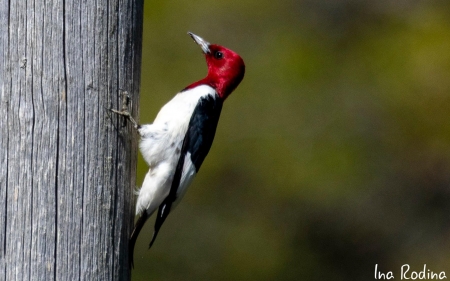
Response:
133,0,450,280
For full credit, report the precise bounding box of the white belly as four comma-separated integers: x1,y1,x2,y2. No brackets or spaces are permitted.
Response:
135,85,216,215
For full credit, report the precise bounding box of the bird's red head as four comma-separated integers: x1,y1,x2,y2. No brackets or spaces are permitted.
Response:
187,32,245,100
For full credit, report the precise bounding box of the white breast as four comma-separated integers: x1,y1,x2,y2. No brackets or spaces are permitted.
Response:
135,85,216,216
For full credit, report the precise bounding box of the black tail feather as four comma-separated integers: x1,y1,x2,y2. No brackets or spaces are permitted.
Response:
129,212,149,268
129,200,173,267
148,201,172,249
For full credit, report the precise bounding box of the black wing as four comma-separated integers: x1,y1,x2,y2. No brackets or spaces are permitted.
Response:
149,94,223,248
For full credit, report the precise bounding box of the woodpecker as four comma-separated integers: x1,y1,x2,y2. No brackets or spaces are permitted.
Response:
112,32,245,266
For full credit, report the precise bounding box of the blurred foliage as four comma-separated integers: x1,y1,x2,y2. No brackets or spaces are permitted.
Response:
132,0,450,280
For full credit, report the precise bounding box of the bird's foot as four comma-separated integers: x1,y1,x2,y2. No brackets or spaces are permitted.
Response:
110,91,140,129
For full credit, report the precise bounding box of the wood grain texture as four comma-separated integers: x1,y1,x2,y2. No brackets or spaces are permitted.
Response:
0,0,143,280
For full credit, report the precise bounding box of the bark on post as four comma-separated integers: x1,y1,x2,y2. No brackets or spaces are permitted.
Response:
0,0,143,280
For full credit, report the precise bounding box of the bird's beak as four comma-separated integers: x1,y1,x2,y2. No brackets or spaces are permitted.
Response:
188,32,210,54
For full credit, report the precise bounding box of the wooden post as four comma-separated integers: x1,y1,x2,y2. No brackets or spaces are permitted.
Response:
0,0,143,280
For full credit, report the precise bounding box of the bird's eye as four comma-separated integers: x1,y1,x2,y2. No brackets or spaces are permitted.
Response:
214,51,223,59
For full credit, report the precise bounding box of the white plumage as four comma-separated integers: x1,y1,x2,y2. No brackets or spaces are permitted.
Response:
135,85,217,216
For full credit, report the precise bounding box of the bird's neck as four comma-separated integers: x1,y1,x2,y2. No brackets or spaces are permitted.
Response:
183,77,228,100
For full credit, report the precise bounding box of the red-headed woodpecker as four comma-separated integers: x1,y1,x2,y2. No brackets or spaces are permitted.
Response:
112,32,245,266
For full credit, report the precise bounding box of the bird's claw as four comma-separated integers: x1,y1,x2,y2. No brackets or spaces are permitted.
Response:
110,108,131,117
110,91,140,129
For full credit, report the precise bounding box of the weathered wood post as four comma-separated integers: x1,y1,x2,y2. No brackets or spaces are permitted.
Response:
0,0,143,280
